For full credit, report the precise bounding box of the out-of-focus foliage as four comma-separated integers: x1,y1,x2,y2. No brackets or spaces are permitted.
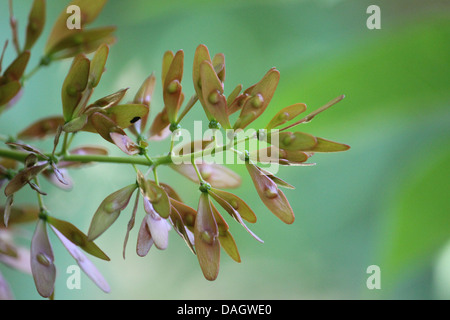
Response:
0,0,449,299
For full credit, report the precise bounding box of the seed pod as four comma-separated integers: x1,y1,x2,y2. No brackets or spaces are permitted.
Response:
266,103,307,130
234,68,280,130
88,184,138,240
31,220,56,298
195,193,220,281
24,0,46,51
61,54,90,122
210,202,240,263
18,116,65,140
163,50,184,123
200,60,230,129
45,0,109,55
51,226,110,293
48,216,109,261
245,161,295,224
169,163,241,189
89,44,109,88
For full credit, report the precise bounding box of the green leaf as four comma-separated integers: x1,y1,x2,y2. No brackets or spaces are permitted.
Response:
61,54,90,122
24,0,46,51
47,216,109,261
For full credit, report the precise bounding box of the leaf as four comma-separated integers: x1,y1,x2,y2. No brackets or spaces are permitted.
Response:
169,163,241,189
51,226,110,293
195,193,220,281
24,0,46,51
45,0,108,54
30,220,56,298
61,54,90,121
0,81,21,106
163,50,184,123
200,60,230,129
245,162,294,224
87,184,138,240
3,51,31,82
47,216,109,261
209,188,257,223
266,103,307,130
18,116,65,140
89,43,109,88
234,68,280,130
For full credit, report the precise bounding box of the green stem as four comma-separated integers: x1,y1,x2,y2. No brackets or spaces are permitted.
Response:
191,158,205,184
0,132,253,168
34,177,46,212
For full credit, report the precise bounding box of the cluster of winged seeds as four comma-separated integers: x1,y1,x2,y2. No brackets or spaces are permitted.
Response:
0,0,349,299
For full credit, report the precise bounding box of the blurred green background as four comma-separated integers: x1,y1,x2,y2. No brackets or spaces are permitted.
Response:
1,0,449,300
